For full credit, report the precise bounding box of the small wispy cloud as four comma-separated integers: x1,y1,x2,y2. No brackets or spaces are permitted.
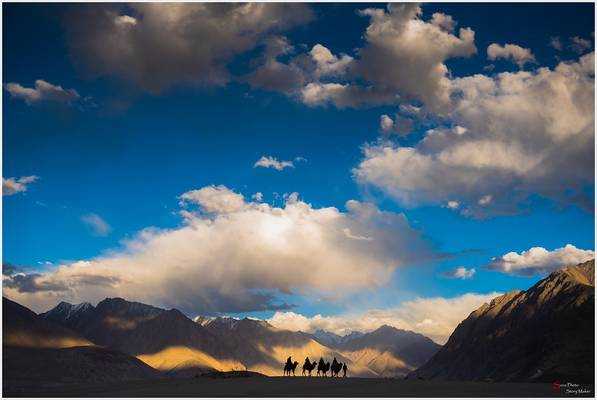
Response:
4,80,80,105
569,36,592,54
81,213,112,237
441,267,476,280
3,176,39,196
254,156,296,171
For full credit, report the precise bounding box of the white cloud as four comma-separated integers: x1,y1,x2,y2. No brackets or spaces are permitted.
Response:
66,4,313,93
354,53,595,217
81,213,112,237
478,195,492,206
441,267,475,280
300,82,398,108
430,12,456,32
267,292,499,344
179,185,246,214
309,44,354,78
251,192,264,202
254,156,295,171
4,80,80,105
569,36,592,54
379,114,412,136
484,244,595,276
446,201,460,210
354,4,476,112
487,43,536,68
2,176,39,196
5,186,438,315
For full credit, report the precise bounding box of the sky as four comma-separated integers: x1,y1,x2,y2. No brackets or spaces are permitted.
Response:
2,2,595,344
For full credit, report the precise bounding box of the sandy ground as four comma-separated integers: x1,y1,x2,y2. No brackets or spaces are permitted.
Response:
4,376,593,398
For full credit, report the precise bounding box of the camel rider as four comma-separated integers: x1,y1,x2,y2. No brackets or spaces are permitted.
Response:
287,356,292,365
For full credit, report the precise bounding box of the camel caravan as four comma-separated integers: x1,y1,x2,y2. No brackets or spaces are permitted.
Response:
283,356,347,377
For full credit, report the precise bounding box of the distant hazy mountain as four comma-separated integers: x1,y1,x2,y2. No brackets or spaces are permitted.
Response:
312,329,364,347
334,325,441,377
312,329,343,347
197,316,363,376
3,297,159,395
412,259,595,383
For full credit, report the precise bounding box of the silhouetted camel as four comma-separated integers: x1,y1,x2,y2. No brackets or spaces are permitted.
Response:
302,357,317,376
317,358,330,377
331,358,343,377
342,362,347,377
284,360,299,376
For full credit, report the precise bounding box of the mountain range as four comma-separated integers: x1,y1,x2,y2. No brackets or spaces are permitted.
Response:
411,259,595,383
36,299,440,378
3,258,593,391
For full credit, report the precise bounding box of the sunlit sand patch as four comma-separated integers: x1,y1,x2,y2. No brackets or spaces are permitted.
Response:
136,346,245,373
3,331,93,348
341,348,413,376
249,340,375,377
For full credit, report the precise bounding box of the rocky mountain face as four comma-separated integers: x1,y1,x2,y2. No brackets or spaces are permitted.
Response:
334,325,441,377
39,301,93,326
411,259,595,383
2,297,159,396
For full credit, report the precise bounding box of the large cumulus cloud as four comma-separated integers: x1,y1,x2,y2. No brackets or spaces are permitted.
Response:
246,4,476,112
3,185,439,314
66,3,313,93
354,53,595,217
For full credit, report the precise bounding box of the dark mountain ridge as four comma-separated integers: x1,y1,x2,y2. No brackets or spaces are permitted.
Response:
411,259,595,383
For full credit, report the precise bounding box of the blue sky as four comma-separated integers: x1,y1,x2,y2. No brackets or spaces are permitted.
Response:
2,3,595,341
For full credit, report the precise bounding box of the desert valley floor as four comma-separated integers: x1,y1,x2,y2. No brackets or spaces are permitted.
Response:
5,376,586,398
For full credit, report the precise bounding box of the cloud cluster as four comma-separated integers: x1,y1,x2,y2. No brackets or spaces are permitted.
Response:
254,156,295,171
267,292,499,344
245,4,475,113
294,4,476,112
487,43,536,68
4,185,438,315
441,267,475,280
66,3,314,93
484,244,595,276
3,176,39,196
354,53,595,217
4,80,79,105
